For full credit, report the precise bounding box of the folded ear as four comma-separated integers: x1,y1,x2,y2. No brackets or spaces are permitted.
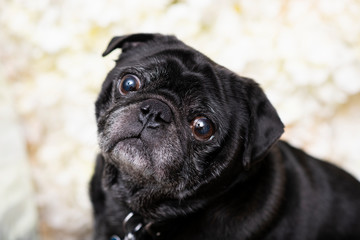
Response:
102,33,161,57
242,78,284,170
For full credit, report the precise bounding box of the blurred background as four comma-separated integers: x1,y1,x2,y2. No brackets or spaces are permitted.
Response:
1,0,360,239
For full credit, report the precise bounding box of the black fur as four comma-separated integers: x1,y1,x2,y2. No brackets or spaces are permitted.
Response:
90,33,360,240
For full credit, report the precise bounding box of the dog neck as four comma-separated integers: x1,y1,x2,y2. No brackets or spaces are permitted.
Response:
105,146,286,239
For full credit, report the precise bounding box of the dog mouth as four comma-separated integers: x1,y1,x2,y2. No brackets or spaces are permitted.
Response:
107,134,142,153
100,127,185,184
106,137,155,176
111,137,145,154
97,99,185,183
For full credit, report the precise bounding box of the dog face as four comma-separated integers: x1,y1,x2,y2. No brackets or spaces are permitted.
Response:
96,33,284,199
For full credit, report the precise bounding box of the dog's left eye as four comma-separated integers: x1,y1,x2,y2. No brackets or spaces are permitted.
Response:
118,74,141,95
191,117,215,141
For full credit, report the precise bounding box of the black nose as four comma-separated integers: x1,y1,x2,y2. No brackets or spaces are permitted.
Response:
139,99,172,128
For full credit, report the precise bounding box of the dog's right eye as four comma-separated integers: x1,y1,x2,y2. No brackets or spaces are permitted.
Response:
118,74,141,95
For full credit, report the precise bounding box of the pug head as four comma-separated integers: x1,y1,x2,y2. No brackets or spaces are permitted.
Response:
95,33,284,201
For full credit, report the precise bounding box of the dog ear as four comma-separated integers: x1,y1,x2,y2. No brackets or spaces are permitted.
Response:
102,33,160,57
242,78,284,170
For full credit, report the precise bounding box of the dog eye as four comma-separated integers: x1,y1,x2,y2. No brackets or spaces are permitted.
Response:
191,117,215,141
118,74,141,95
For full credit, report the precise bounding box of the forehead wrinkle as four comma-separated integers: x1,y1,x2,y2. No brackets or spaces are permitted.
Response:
123,48,230,131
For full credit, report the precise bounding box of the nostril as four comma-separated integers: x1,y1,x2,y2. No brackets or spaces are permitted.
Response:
139,105,149,125
139,99,172,127
154,113,165,124
141,104,150,114
158,111,171,123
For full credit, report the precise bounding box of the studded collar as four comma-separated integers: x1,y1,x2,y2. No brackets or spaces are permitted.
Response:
110,212,162,240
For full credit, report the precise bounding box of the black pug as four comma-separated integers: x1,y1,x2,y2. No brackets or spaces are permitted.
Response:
90,33,360,240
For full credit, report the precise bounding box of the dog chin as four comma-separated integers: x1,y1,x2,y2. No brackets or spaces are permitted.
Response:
107,137,182,185
110,138,154,176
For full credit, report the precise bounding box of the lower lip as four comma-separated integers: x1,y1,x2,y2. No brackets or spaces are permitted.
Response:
114,137,145,151
111,137,151,166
